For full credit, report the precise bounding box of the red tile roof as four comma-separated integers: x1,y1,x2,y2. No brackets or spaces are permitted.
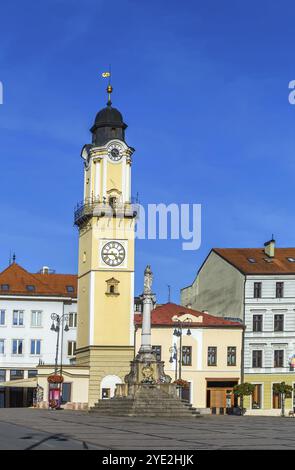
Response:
213,248,295,274
0,263,77,298
134,303,242,328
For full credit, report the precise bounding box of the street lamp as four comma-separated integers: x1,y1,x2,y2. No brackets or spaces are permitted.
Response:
172,317,192,380
50,312,70,376
169,344,178,380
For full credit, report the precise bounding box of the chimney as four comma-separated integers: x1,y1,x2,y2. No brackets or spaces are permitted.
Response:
41,266,49,274
264,239,275,258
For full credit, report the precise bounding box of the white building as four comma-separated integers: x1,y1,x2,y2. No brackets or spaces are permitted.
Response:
0,261,77,407
181,239,295,414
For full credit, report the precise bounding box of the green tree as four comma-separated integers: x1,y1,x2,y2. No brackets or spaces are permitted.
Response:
273,382,293,417
233,383,255,415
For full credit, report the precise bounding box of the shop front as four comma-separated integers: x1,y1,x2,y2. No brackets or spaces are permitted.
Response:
206,379,239,414
0,378,37,408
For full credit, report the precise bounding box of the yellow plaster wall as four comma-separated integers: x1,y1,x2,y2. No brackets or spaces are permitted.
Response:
37,366,90,404
93,272,133,345
76,273,90,349
106,160,122,194
86,346,134,407
244,373,294,411
202,329,242,370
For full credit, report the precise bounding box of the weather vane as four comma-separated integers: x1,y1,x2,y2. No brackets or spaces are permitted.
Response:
102,66,112,106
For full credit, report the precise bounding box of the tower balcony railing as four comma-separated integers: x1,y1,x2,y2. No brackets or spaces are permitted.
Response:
74,196,139,226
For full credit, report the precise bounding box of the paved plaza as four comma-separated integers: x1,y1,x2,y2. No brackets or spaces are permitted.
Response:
0,409,295,450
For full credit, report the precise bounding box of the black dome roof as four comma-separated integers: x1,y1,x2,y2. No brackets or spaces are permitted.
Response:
90,103,127,146
94,105,126,128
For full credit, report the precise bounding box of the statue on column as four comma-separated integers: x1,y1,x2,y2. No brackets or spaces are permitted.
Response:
144,265,153,294
124,265,171,387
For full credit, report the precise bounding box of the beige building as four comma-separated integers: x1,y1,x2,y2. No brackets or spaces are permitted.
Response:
181,240,295,415
135,302,243,412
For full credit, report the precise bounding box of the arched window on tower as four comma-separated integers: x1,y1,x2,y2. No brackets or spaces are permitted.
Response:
105,278,120,296
109,196,117,208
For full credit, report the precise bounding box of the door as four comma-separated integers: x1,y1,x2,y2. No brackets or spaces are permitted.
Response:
0,388,5,408
210,389,226,408
9,388,24,407
181,383,191,402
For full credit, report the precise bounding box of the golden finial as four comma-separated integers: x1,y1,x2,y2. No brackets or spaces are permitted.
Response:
106,84,113,106
101,66,112,106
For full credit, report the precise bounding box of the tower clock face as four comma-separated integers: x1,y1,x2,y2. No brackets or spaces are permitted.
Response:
101,241,125,266
108,144,123,162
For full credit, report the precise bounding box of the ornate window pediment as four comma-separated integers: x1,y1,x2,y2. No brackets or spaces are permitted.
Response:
105,278,120,296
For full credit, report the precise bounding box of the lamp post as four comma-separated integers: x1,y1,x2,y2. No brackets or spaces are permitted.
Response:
172,317,192,380
169,344,178,380
50,312,70,376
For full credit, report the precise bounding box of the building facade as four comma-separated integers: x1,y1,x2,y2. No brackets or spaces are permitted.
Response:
0,262,77,407
134,303,243,413
181,240,295,415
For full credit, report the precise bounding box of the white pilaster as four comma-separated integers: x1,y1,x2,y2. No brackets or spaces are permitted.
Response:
89,271,95,345
103,156,107,198
94,160,101,199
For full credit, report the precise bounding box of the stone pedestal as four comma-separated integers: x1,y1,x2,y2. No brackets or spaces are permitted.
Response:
124,350,171,389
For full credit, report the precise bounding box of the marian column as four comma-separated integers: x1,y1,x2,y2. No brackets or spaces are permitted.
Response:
139,265,153,354
124,266,171,387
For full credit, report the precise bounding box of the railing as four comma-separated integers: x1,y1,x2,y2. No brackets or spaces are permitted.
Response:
74,196,139,226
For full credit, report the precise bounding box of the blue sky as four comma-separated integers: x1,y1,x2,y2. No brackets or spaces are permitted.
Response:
0,0,295,302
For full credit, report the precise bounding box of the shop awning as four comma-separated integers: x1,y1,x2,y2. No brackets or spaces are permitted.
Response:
1,378,38,388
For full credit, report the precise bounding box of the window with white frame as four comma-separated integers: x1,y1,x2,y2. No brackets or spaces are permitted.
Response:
0,339,4,354
13,310,24,326
68,313,77,328
30,339,41,355
31,311,42,327
0,310,5,326
12,339,23,355
67,341,76,357
274,349,284,367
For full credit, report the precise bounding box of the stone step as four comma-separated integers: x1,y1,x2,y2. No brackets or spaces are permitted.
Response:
90,411,199,418
89,386,200,418
90,408,197,415
91,407,199,416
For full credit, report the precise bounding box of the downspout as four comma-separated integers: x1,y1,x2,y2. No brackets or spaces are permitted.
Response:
133,324,137,359
240,275,246,412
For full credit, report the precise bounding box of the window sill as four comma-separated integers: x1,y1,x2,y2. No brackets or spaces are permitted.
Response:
12,325,25,328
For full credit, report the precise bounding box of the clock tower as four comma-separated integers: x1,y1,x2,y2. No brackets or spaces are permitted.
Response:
74,85,137,406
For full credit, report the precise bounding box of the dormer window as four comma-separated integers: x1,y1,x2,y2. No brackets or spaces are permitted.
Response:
105,278,120,296
26,285,35,292
66,286,74,293
287,257,295,263
248,258,256,263
263,258,273,263
1,284,9,292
